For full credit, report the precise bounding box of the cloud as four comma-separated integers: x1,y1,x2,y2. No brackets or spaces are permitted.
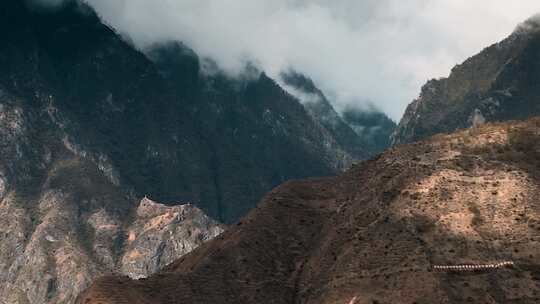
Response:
85,0,540,120
516,13,540,33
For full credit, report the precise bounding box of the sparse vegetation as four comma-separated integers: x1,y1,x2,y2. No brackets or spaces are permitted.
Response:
467,202,484,227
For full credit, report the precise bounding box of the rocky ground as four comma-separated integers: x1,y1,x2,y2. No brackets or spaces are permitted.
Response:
80,118,540,304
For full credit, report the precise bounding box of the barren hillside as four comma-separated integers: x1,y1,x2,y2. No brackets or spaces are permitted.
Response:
79,118,540,304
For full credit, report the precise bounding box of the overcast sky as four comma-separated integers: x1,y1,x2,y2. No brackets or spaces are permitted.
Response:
82,0,540,120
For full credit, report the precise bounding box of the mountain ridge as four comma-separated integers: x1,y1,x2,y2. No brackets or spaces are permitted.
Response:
392,14,540,145
281,71,395,156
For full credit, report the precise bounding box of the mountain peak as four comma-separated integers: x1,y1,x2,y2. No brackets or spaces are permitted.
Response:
514,13,540,35
24,0,100,24
280,70,319,94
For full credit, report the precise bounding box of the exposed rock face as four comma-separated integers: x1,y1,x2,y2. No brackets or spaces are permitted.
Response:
0,0,366,227
120,198,224,279
80,118,540,304
0,190,222,304
392,15,540,145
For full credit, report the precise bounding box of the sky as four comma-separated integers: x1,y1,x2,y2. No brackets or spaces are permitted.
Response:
77,1,540,120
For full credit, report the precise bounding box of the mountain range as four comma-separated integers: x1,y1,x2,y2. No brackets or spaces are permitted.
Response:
0,1,394,303
79,12,540,304
4,1,540,304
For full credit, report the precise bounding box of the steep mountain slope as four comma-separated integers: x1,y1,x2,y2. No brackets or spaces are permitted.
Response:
0,1,370,303
281,72,368,159
281,72,396,156
393,15,540,145
0,186,222,304
143,41,356,221
0,0,361,224
80,117,540,304
0,3,223,302
342,106,396,155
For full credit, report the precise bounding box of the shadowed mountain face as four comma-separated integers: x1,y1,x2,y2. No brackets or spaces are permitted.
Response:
341,106,396,155
1,0,360,223
79,117,540,304
281,71,395,156
142,42,358,222
0,1,373,303
392,16,540,145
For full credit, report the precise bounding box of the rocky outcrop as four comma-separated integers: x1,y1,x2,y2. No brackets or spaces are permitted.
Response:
80,117,540,304
120,198,223,279
392,15,540,145
0,188,222,304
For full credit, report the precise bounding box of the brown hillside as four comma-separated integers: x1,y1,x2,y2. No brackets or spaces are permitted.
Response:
79,118,540,304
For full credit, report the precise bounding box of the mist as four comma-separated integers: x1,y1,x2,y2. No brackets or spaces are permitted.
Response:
83,0,540,120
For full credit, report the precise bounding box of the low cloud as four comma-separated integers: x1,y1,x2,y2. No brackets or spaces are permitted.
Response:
516,13,540,33
85,0,540,120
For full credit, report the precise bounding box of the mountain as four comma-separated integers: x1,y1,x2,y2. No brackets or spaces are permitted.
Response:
0,190,222,304
79,117,540,304
392,15,540,145
0,1,371,303
281,71,395,156
0,3,224,302
280,71,368,159
118,197,223,280
142,42,358,222
341,105,396,154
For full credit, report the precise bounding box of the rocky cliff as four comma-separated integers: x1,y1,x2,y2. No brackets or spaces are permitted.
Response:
120,197,224,280
79,117,540,304
0,191,222,304
392,15,540,145
0,4,223,302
